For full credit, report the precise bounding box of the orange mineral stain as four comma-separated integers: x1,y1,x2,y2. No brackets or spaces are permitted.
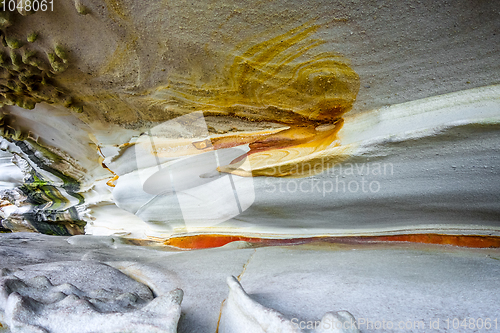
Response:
95,146,120,187
164,234,500,250
106,175,119,187
142,21,359,177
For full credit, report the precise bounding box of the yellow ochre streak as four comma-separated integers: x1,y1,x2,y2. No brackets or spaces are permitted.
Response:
147,22,360,177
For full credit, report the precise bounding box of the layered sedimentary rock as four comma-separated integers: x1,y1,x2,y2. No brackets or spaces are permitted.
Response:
0,0,498,242
0,1,499,333
0,233,499,332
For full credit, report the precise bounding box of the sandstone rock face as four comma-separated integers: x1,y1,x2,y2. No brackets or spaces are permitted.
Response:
0,0,499,241
0,260,183,333
0,233,499,333
219,276,360,333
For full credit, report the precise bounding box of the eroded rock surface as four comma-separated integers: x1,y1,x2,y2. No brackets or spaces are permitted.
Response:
0,260,182,333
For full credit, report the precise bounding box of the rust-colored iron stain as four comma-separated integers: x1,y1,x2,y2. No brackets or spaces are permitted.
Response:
96,146,120,187
106,175,119,187
215,299,226,333
372,234,500,248
211,119,344,155
164,233,500,250
164,235,263,249
141,22,359,177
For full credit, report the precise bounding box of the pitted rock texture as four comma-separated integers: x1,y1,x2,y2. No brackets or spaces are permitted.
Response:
0,261,183,333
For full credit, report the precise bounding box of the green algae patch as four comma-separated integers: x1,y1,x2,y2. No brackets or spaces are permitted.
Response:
27,32,38,43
